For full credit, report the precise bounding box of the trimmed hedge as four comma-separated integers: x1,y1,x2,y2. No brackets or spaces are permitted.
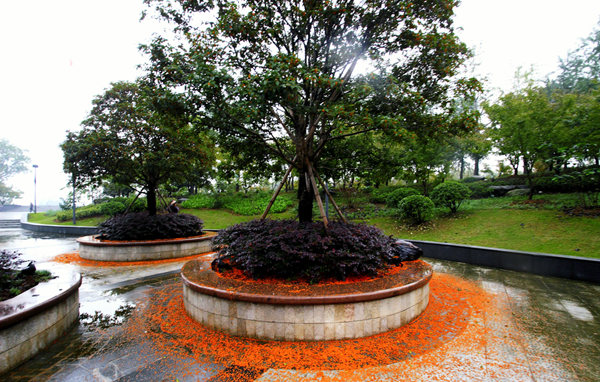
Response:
181,194,217,209
55,197,147,222
98,212,204,240
211,219,422,283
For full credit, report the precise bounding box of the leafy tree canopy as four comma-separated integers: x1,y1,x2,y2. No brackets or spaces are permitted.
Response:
0,139,29,206
551,20,600,93
142,0,481,222
62,79,216,215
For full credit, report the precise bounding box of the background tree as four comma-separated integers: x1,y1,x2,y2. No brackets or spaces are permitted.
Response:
62,79,215,215
546,21,600,166
142,0,479,223
0,139,29,206
484,84,557,198
550,21,600,94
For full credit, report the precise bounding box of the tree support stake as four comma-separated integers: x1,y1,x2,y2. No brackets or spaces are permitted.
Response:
260,156,297,220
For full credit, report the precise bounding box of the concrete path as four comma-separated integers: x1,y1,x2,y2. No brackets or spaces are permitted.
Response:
1,227,599,381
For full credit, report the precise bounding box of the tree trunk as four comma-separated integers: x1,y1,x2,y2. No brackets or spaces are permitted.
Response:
147,182,157,216
297,169,314,223
459,157,465,179
473,156,480,176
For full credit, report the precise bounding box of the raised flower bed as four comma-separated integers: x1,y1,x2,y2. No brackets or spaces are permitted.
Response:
182,258,432,341
77,231,217,262
0,264,81,373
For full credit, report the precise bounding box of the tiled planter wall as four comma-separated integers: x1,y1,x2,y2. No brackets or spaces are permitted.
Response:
184,282,428,341
77,232,216,261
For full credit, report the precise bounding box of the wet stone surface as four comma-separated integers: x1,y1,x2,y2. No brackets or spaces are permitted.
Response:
1,224,599,381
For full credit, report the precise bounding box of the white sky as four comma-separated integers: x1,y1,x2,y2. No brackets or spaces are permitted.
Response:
1,0,599,205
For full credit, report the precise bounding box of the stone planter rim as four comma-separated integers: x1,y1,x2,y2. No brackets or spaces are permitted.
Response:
0,264,82,329
77,231,216,247
181,260,432,305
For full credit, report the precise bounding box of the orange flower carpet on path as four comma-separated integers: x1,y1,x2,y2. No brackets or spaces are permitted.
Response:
102,272,545,381
53,252,214,267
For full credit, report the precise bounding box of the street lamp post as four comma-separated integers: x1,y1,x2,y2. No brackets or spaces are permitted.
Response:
33,164,38,214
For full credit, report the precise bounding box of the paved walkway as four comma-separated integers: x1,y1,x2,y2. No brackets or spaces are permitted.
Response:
1,227,599,381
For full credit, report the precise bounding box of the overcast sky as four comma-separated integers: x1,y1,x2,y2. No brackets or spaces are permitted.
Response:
1,0,599,206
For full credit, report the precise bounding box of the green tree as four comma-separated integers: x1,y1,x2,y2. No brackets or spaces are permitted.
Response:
550,21,600,94
142,0,479,223
61,80,215,215
484,84,557,198
546,21,600,166
0,139,29,206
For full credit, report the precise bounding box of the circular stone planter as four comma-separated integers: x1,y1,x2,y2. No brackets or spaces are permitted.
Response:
182,259,432,341
0,264,81,374
77,231,217,262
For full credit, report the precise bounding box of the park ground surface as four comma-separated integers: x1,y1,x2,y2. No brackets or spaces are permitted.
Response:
1,219,599,382
25,193,600,258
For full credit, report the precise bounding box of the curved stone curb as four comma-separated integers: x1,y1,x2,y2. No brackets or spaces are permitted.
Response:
20,221,98,235
182,259,432,341
0,264,81,374
77,231,217,261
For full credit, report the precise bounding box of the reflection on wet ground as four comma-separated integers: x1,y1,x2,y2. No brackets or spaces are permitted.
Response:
1,227,599,381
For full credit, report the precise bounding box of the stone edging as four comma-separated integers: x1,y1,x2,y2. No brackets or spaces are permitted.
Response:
182,268,431,305
182,259,432,341
0,264,81,374
77,232,217,261
410,240,600,284
20,220,98,235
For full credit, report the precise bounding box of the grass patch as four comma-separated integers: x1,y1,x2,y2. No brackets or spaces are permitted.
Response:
28,213,107,226
367,209,600,258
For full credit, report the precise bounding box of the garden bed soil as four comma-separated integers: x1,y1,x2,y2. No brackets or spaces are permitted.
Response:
562,206,600,217
0,274,39,302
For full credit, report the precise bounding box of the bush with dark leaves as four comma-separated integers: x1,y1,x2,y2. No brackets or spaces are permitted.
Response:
98,212,204,240
211,219,422,282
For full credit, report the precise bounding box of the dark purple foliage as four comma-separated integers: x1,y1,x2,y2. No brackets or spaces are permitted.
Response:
98,212,204,240
211,219,422,282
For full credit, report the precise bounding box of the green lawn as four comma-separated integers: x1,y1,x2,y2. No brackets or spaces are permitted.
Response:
367,209,600,258
27,213,106,226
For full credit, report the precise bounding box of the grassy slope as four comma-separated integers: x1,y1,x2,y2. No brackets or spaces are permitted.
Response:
368,208,600,259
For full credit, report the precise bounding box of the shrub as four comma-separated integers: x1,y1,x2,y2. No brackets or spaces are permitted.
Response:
1,251,53,302
99,200,126,216
367,186,397,203
385,187,420,208
98,212,204,240
55,204,103,222
181,194,217,209
221,192,293,215
465,182,493,198
430,182,471,213
211,219,422,283
398,195,435,224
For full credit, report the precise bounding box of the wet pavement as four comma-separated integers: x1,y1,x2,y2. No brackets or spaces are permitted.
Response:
1,224,599,381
